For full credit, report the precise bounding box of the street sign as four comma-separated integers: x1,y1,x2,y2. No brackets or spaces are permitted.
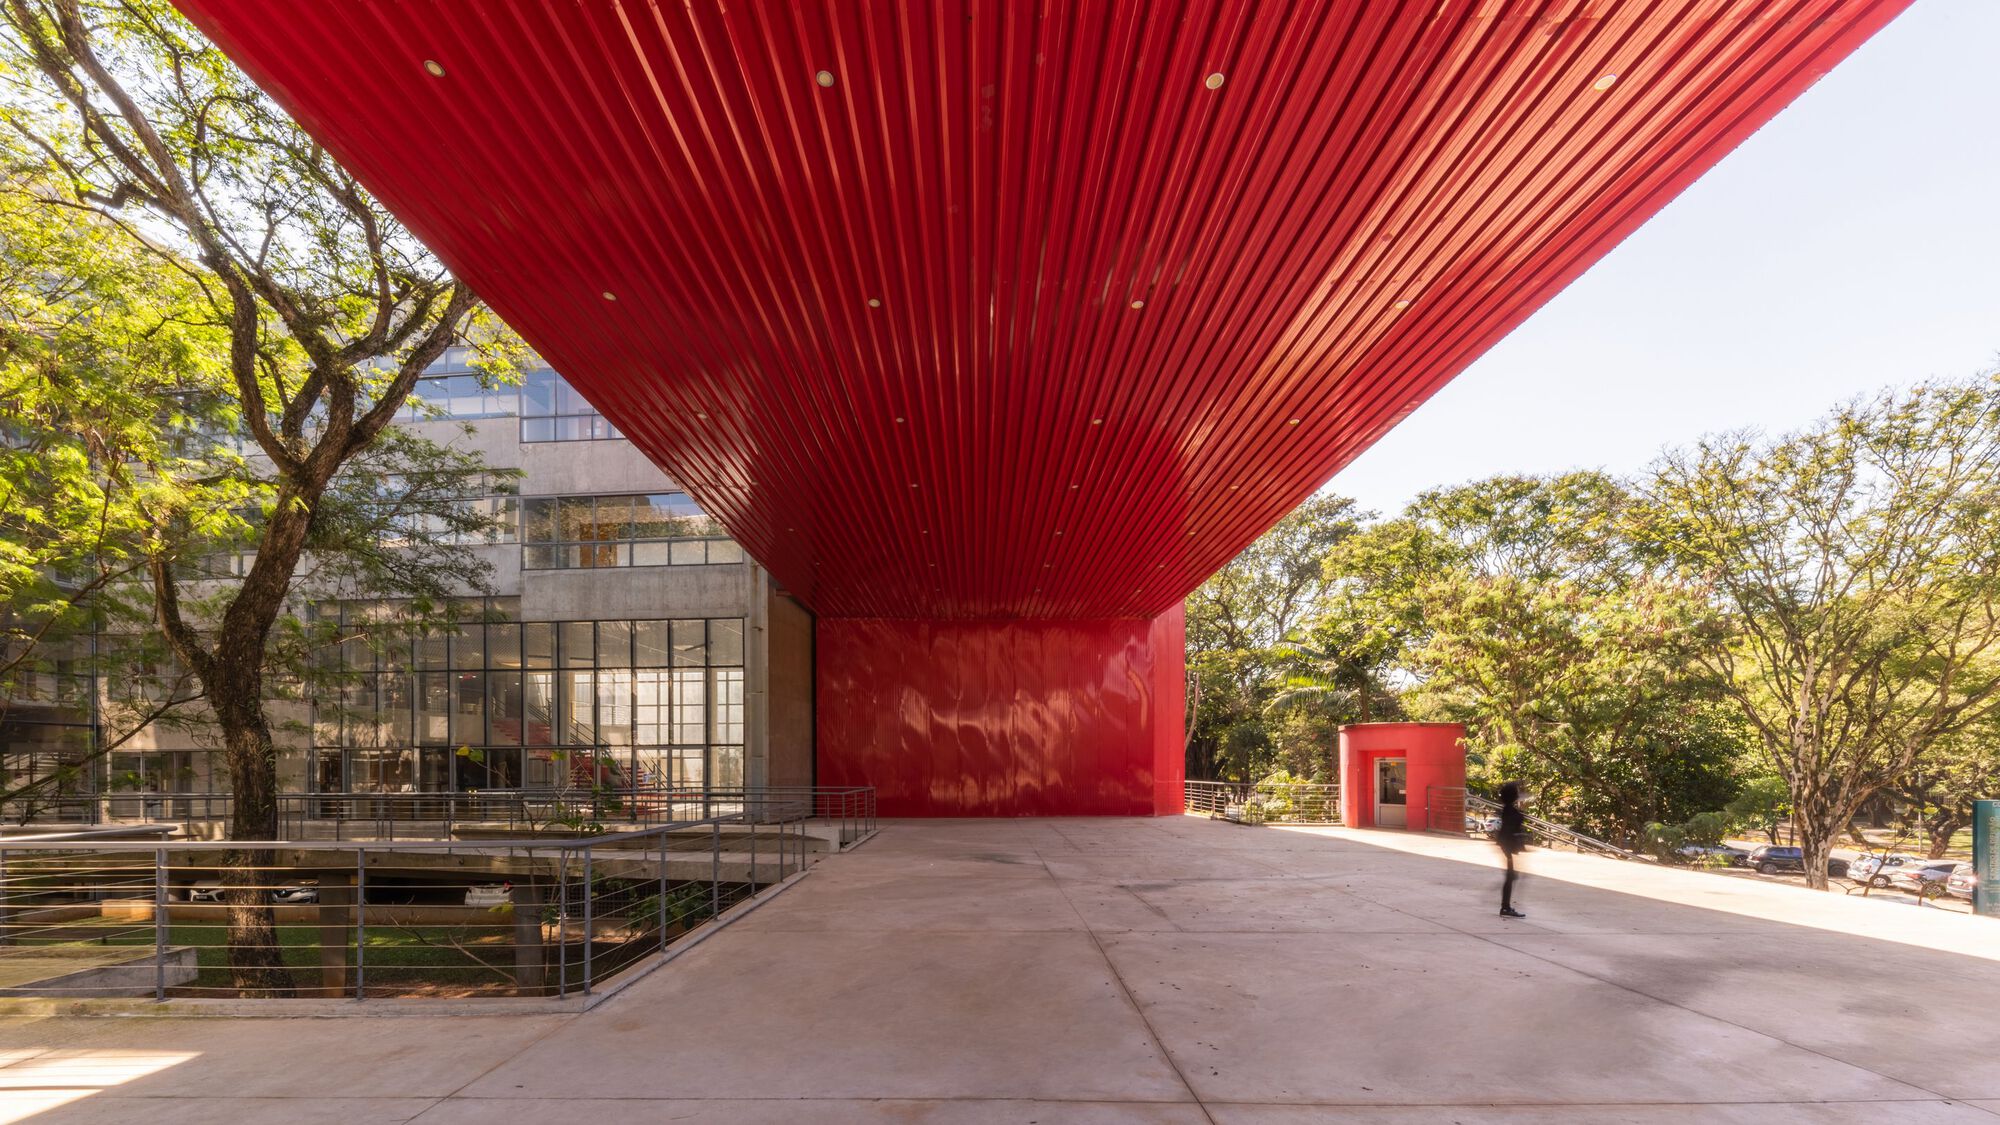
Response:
1976,799,1999,918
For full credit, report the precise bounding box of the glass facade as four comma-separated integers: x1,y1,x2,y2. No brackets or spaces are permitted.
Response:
520,492,743,569
316,605,746,796
397,347,622,443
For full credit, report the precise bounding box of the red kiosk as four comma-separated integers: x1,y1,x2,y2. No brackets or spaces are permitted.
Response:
1339,723,1467,832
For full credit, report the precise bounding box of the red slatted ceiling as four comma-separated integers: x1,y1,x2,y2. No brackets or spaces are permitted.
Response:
178,0,1905,620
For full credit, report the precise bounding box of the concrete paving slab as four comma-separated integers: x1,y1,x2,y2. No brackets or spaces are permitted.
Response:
1481,931,2000,1100
0,1016,567,1099
454,928,1189,1102
1090,877,1454,934
26,1095,437,1124
1206,1101,2000,1123
1100,929,1935,1106
735,869,1085,932
409,1097,1209,1124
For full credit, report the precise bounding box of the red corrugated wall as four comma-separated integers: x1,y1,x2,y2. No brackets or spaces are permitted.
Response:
817,609,1185,817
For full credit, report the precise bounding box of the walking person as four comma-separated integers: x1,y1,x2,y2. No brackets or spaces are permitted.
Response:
1497,781,1528,918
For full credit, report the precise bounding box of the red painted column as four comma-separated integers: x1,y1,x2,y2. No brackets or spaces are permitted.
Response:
816,608,1186,817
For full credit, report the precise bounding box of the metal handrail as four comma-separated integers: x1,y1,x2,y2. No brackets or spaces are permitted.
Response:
1461,791,1640,861
3,785,876,848
1184,779,1340,824
0,806,818,1003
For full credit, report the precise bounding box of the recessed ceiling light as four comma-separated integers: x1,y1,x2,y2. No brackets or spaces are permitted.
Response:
1130,299,1144,309
867,298,882,308
695,412,708,419
909,482,918,488
816,70,835,88
423,60,445,78
1090,418,1103,426
1228,484,1239,490
894,416,905,424
1287,418,1301,425
1205,73,1225,90
1592,73,1618,92
1392,299,1412,309
1043,563,1051,568
1069,483,1079,490
601,291,617,301
1054,530,1063,536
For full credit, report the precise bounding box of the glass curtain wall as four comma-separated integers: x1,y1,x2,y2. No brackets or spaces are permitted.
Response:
316,602,747,796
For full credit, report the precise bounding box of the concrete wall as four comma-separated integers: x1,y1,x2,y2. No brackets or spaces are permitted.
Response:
766,591,815,788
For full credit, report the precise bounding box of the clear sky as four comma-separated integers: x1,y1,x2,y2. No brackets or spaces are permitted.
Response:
1329,0,2000,519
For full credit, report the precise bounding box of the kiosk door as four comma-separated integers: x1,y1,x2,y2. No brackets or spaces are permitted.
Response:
1375,758,1408,828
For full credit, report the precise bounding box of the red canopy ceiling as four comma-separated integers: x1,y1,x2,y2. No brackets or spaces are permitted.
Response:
179,0,1904,620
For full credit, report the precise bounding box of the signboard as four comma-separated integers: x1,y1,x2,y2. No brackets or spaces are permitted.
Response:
1977,800,1999,918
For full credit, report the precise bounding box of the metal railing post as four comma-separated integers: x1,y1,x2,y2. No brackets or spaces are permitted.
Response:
153,848,167,1001
581,845,594,995
557,850,569,999
355,852,367,1000
657,827,668,957
749,817,758,895
710,821,721,918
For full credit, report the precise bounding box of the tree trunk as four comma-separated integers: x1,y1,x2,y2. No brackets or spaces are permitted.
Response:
1926,814,1964,860
1794,802,1835,892
215,686,292,995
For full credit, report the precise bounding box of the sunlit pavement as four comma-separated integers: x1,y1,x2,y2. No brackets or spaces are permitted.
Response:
1,817,1997,1123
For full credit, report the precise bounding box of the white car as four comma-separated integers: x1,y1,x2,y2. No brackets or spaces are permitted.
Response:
464,883,512,907
1850,853,1930,888
1887,859,1962,900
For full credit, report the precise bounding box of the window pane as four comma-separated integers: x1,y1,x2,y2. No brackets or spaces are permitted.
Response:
632,541,670,566
487,623,521,669
521,498,557,543
669,539,707,565
453,671,486,746
525,671,556,743
708,619,744,666
596,620,631,668
561,670,596,744
713,667,745,744
487,671,524,746
416,632,448,670
670,668,706,745
634,621,670,668
522,545,557,570
596,669,633,748
417,672,451,746
559,497,596,541
671,620,706,667
523,623,554,669
561,622,595,668
592,495,634,539
453,624,485,670
707,539,743,564
521,417,555,442
521,368,557,417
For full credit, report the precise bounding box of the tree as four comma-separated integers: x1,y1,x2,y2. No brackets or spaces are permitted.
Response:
1641,378,2000,889
1890,724,2000,858
1384,475,1746,842
1185,495,1361,780
3,0,493,990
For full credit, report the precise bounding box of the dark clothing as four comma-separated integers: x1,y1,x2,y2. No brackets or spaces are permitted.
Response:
1498,804,1528,855
1497,796,1527,914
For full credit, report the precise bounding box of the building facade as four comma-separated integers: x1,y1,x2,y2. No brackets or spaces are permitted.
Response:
1,349,815,815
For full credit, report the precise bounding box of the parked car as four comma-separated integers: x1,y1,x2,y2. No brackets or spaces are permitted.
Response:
1674,844,1749,867
464,882,512,907
1946,864,1978,902
1745,845,1849,878
1466,814,1499,835
186,880,225,903
270,881,319,905
1887,859,1962,900
1849,853,1929,888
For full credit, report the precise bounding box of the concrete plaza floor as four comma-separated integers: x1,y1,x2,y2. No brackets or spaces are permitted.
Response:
1,816,1997,1123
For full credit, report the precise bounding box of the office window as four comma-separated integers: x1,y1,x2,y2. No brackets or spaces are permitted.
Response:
520,493,736,569
520,368,622,441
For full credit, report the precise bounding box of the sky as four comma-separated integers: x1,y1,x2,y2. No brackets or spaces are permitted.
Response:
1329,0,2000,519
